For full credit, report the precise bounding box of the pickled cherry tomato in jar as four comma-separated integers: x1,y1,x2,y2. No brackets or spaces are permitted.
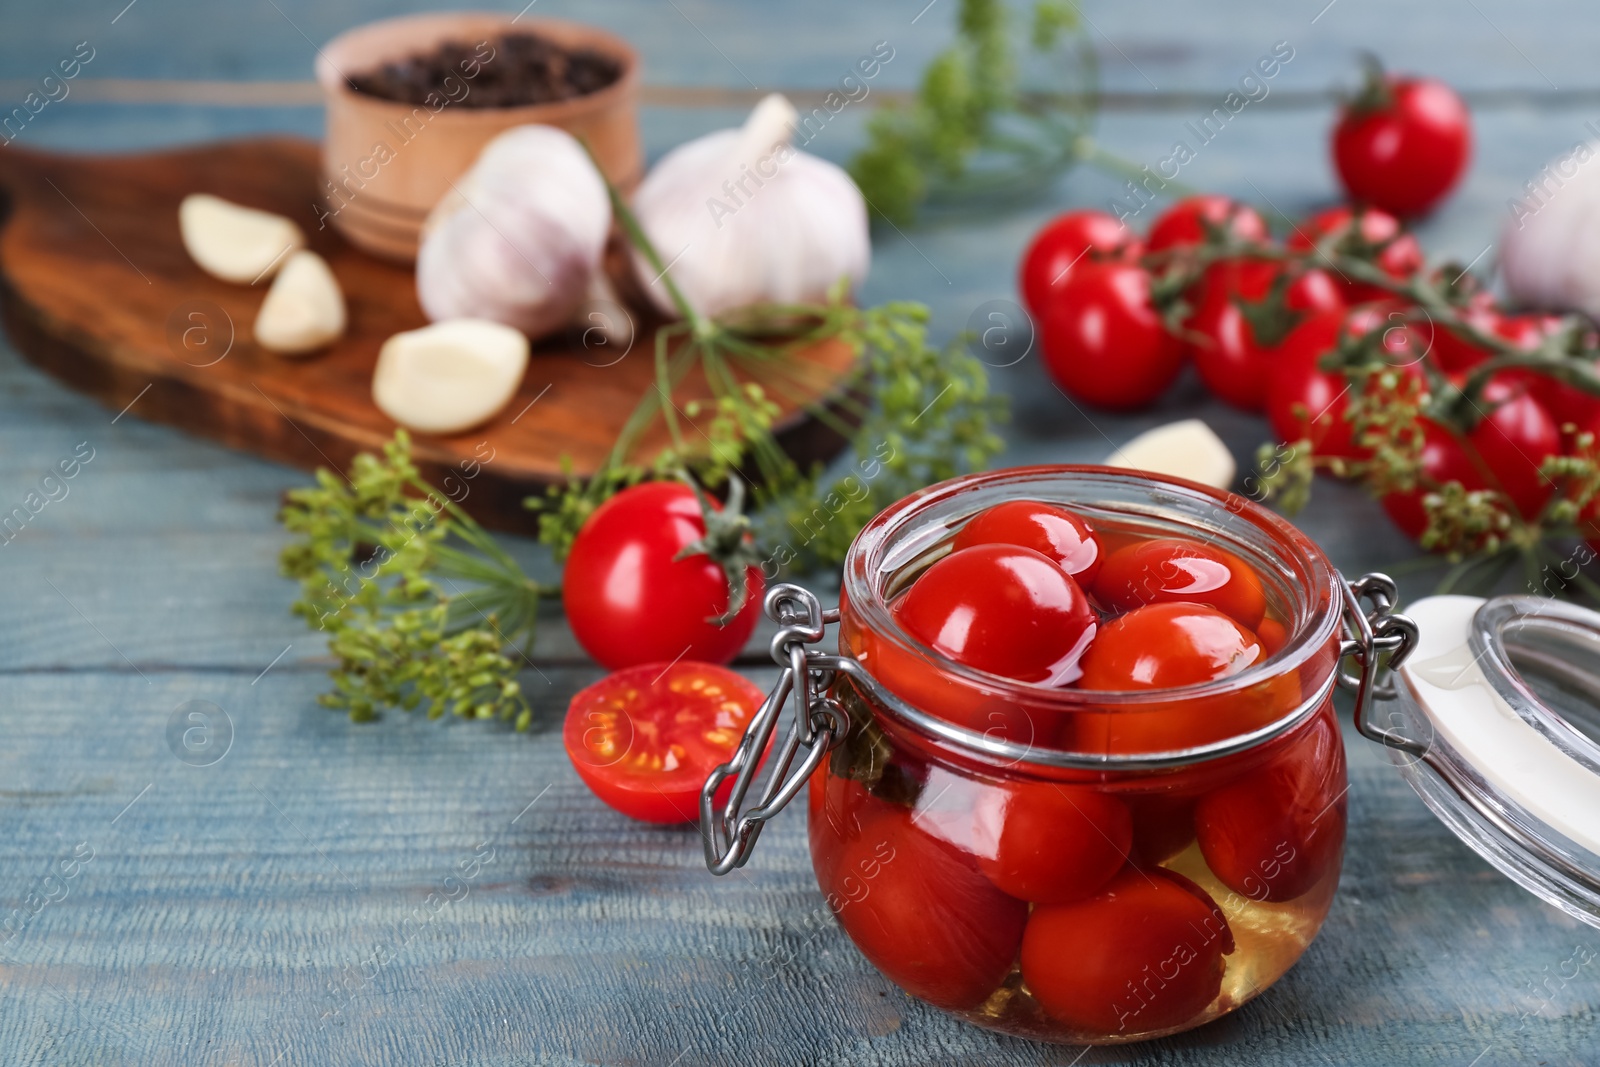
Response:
1079,602,1265,691
892,544,1097,685
1092,537,1267,628
786,467,1348,1045
1021,867,1233,1035
952,500,1103,583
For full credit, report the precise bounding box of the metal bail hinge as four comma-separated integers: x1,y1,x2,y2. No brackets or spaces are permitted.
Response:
1337,571,1424,756
700,583,853,876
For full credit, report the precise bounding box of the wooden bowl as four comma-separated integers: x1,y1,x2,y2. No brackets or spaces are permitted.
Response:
316,12,642,263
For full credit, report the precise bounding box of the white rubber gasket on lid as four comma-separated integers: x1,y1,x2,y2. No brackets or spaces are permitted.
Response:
1401,595,1600,857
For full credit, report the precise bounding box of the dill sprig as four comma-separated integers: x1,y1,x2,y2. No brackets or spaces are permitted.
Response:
848,0,1097,225
279,432,543,727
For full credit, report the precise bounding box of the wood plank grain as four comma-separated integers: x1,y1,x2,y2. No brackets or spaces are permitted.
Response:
0,137,856,532
0,670,1595,1066
1,0,1593,98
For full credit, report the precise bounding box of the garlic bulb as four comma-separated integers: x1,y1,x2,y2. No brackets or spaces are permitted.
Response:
1105,419,1236,490
254,251,345,355
179,193,304,284
372,320,530,435
416,125,611,340
1502,141,1600,318
630,93,871,319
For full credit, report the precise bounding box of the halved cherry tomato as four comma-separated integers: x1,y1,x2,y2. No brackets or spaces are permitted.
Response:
1187,259,1345,411
1195,707,1346,902
563,481,762,670
1466,373,1560,522
1146,195,1268,252
1019,209,1143,318
1333,71,1471,218
972,781,1131,904
562,661,767,825
1091,538,1267,629
1020,866,1231,1036
1039,262,1185,411
952,500,1103,584
1287,206,1422,304
827,806,1028,1012
1379,417,1484,540
1079,602,1264,691
894,545,1097,685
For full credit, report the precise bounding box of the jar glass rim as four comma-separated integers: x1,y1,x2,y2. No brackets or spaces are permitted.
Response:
841,465,1343,714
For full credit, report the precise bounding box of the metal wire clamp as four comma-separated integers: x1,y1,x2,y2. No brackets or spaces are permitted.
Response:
700,583,851,876
1337,571,1423,755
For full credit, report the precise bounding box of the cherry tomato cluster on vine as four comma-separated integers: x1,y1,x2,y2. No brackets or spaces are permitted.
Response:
812,496,1344,1034
1018,172,1600,552
1019,60,1469,410
1256,239,1600,558
1020,194,1429,414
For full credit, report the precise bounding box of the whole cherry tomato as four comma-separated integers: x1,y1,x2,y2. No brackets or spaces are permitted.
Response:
1020,866,1231,1036
1018,210,1143,318
1071,602,1295,756
952,500,1103,584
1188,259,1345,411
1125,792,1198,866
563,481,762,670
1466,373,1560,522
1266,304,1429,461
1256,617,1289,657
1091,538,1267,629
1431,308,1558,375
1196,707,1346,902
894,545,1097,684
972,781,1131,904
827,806,1028,1012
1379,417,1484,540
1287,206,1423,304
1498,319,1600,443
1039,262,1185,411
1079,602,1264,691
1146,194,1268,252
1333,68,1471,218
1266,310,1357,458
562,661,767,824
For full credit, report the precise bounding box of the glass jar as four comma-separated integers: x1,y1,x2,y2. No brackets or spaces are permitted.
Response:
703,467,1600,1046
703,466,1375,1045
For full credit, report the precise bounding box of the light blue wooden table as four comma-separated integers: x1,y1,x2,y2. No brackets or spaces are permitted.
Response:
2,2,1598,1064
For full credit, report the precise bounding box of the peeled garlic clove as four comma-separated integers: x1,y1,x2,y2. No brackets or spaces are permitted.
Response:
253,251,346,355
416,125,611,340
1105,419,1236,490
372,320,530,435
179,193,304,284
630,92,871,319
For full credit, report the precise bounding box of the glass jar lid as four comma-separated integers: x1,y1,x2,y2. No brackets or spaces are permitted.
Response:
1389,594,1600,929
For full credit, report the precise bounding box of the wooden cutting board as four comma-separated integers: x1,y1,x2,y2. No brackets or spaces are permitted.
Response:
0,137,855,530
